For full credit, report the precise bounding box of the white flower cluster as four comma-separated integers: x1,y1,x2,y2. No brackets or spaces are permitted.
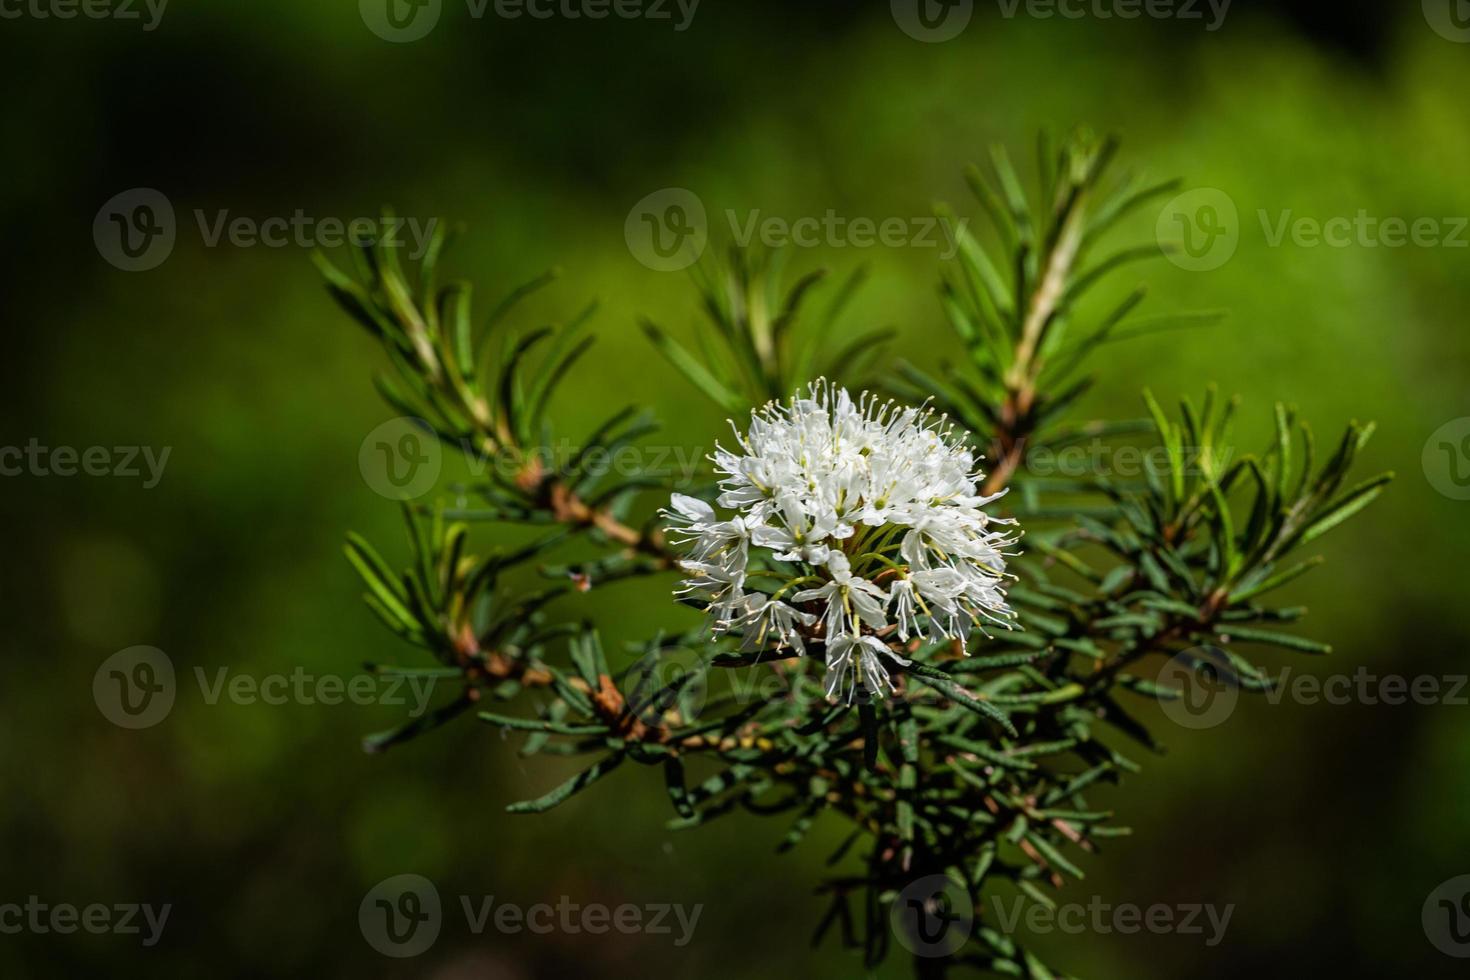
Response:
668,382,1018,701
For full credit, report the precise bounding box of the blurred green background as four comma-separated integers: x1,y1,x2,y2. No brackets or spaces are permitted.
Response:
3,1,1469,976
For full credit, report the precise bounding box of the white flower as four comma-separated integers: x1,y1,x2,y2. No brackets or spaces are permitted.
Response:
792,552,888,641
667,492,749,564
825,634,912,702
749,493,844,565
666,380,1018,700
889,578,922,641
733,593,817,655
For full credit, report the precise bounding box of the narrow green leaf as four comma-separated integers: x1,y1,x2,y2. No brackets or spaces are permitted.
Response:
506,754,625,814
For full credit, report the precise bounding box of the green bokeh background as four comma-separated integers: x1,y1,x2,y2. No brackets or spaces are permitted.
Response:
3,2,1468,976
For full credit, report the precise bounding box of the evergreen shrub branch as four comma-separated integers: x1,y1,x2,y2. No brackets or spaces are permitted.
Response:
318,131,1389,977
